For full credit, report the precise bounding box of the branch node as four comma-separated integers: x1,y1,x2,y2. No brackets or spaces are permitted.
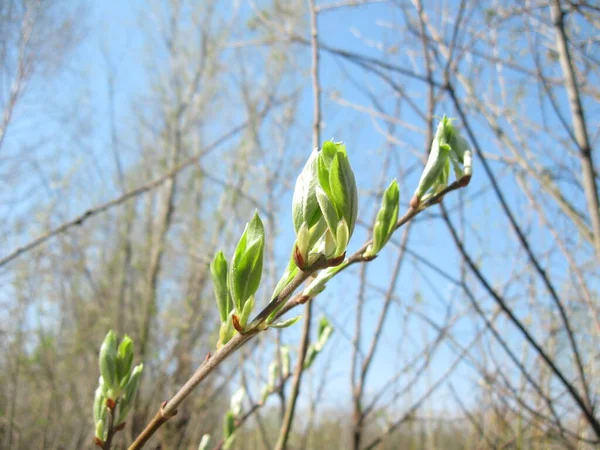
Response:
160,401,177,419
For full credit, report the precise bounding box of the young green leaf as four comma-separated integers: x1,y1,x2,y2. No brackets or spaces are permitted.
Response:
95,419,106,441
230,212,264,311
413,128,451,202
99,330,118,396
270,315,302,329
316,186,340,239
211,251,230,323
304,347,318,369
272,254,298,299
116,335,134,388
223,435,236,450
334,219,350,257
93,384,106,424
304,316,334,369
292,150,321,233
318,316,330,337
117,363,143,425
317,141,358,235
315,319,334,351
329,151,357,232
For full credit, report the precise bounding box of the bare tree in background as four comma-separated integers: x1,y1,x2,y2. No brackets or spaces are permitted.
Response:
1,1,599,449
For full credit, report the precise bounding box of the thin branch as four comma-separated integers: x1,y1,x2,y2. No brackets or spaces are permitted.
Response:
550,0,600,258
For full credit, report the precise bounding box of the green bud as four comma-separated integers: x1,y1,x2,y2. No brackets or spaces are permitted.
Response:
211,251,230,323
315,317,334,351
224,410,236,439
260,385,270,403
291,141,357,268
230,212,264,312
117,363,143,426
99,330,118,397
412,116,471,207
239,295,255,329
280,346,290,378
268,361,279,390
198,434,211,450
271,315,302,329
366,180,399,257
223,435,236,450
230,388,245,417
218,313,235,348
116,335,134,388
304,316,334,369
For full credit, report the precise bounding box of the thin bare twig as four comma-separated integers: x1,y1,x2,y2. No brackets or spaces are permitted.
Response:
549,0,600,258
0,97,287,269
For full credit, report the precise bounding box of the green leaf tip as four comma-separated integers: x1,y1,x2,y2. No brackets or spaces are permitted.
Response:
230,212,265,313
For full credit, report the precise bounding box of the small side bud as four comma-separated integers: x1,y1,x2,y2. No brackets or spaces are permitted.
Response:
334,219,350,257
260,385,270,403
304,316,334,369
198,434,211,450
280,346,290,378
271,315,302,329
239,295,255,329
295,223,310,266
268,361,279,391
230,388,245,417
218,314,235,348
